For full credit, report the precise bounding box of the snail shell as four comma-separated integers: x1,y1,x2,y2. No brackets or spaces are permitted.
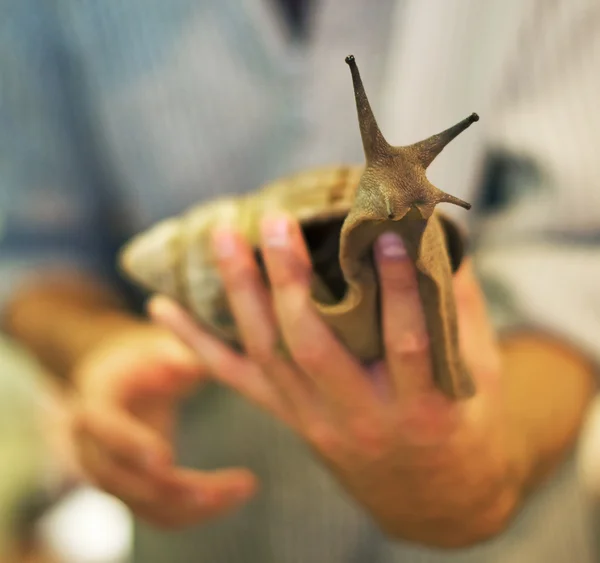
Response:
119,165,366,343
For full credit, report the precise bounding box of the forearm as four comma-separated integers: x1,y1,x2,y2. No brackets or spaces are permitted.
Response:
2,270,144,381
451,331,596,546
502,330,597,493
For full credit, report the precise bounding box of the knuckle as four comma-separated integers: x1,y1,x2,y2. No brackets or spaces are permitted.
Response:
221,256,259,289
213,353,242,377
269,255,311,289
380,263,419,291
386,330,430,358
290,335,329,371
305,422,342,454
227,254,252,275
348,417,387,458
230,270,258,293
245,338,278,367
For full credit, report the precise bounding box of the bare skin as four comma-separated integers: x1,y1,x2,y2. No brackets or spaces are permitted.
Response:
3,223,596,545
4,273,257,529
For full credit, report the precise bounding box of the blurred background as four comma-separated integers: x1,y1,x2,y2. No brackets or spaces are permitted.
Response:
1,0,599,561
0,335,132,563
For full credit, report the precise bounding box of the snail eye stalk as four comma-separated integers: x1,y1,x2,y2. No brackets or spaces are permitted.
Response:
345,54,478,214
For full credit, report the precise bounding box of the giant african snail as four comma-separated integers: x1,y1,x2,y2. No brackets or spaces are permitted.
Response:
119,55,478,399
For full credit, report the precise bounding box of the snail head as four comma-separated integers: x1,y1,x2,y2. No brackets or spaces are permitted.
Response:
344,54,477,223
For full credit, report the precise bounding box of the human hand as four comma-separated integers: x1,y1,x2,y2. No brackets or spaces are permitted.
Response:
70,318,257,529
149,214,519,546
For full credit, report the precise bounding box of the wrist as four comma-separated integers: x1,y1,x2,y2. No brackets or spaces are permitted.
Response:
499,332,596,492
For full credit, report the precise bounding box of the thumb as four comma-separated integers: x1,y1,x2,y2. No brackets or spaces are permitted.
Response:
146,296,212,385
116,326,208,400
147,295,207,350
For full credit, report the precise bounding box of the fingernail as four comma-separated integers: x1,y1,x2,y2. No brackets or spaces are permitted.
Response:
261,214,289,247
376,232,407,260
212,228,237,258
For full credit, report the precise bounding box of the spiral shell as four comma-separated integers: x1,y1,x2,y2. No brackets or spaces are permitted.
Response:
119,165,365,346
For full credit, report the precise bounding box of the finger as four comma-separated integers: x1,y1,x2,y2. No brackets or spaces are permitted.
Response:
259,213,379,416
73,404,172,471
163,466,257,511
211,228,316,421
119,334,207,401
374,231,433,398
77,435,256,529
129,467,257,530
150,329,208,374
149,296,295,425
76,437,180,506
